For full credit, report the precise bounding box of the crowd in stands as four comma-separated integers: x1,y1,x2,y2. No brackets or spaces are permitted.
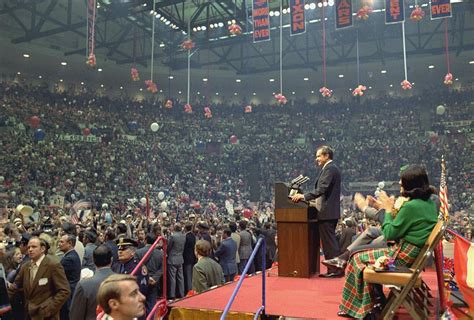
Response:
0,78,472,318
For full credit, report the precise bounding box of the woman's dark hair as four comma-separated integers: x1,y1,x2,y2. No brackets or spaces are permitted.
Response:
400,165,437,201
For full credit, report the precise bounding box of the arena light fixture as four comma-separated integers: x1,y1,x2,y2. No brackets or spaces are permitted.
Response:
201,26,207,31
328,0,335,6
389,84,393,87
38,75,42,79
202,78,208,82
309,3,316,9
469,61,474,64
338,74,344,78
59,79,63,82
139,88,143,91
17,72,21,75
318,2,323,8
218,22,224,28
269,78,275,82
304,4,310,9
269,11,275,16
168,76,174,79
381,70,387,74
234,92,238,95
98,68,103,72
311,90,314,93
274,11,280,16
61,61,67,66
178,90,182,94
303,77,309,81
235,79,241,82
292,91,296,94
100,84,104,87
253,92,256,95
120,86,123,90
23,53,30,58
197,91,200,94
81,82,84,85
160,43,165,47
428,65,435,69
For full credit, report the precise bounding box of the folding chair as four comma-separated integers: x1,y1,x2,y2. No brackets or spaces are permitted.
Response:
363,220,446,320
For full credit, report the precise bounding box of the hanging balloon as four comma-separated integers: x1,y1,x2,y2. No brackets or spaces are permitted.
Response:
150,122,159,132
228,24,242,36
145,80,158,93
30,116,41,128
244,105,252,113
356,5,373,20
410,5,425,21
436,105,446,115
158,191,165,200
444,73,453,86
34,129,45,141
181,39,195,50
352,85,367,97
140,197,147,205
165,100,173,108
83,128,91,136
401,80,412,90
184,103,193,114
319,87,333,98
204,107,212,119
86,53,97,68
274,93,287,105
229,135,238,144
102,203,108,209
0,176,4,183
131,67,140,81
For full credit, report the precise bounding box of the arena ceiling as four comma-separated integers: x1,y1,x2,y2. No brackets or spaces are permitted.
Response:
1,0,474,102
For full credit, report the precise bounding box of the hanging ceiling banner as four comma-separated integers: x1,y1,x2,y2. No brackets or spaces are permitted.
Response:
290,0,306,36
430,0,452,20
335,0,353,30
385,0,405,24
252,0,270,42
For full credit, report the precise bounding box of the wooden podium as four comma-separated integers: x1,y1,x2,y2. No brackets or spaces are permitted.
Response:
274,182,320,278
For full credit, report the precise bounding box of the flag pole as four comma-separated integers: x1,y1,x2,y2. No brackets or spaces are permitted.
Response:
437,155,448,313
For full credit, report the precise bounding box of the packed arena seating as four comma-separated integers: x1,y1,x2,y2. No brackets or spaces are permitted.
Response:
0,80,472,235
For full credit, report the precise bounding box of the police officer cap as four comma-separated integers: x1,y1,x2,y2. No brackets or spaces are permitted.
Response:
116,236,138,249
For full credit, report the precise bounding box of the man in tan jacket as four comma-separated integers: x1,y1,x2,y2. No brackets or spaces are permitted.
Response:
8,237,70,320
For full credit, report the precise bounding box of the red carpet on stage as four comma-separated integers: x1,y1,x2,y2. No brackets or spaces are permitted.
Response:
169,266,440,319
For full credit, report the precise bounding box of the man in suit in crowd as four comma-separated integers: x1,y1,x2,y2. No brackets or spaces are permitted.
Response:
82,230,98,271
69,245,115,320
192,240,224,293
136,233,163,314
238,220,254,274
97,274,146,320
229,222,240,271
291,145,342,278
58,234,81,320
182,222,197,294
214,228,238,282
167,223,186,299
8,237,70,320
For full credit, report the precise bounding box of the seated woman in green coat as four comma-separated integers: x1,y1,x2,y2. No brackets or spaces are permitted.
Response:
337,165,438,319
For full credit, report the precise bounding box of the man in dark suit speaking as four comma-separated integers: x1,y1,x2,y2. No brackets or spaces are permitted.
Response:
291,145,342,278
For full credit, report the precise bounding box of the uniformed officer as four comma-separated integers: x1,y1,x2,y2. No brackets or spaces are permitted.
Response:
112,237,149,319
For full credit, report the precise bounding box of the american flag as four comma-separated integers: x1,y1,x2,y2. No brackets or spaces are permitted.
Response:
70,200,91,224
439,156,449,221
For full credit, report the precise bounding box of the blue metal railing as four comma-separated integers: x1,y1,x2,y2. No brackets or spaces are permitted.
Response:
220,235,266,320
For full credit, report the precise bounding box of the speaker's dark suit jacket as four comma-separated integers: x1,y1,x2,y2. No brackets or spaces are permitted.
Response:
304,161,341,220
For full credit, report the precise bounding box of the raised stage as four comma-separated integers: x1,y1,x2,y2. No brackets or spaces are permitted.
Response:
167,266,441,319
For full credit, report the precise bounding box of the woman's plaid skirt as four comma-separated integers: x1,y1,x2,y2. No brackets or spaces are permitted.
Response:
338,241,420,318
